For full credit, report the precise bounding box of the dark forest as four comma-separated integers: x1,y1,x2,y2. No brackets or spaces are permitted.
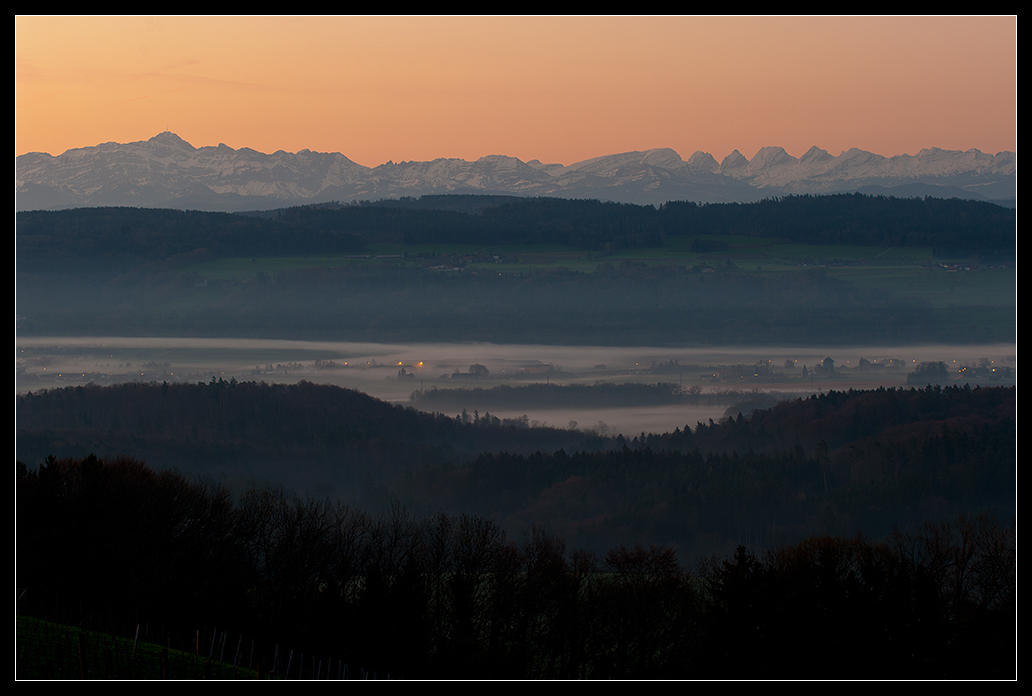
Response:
17,381,1015,678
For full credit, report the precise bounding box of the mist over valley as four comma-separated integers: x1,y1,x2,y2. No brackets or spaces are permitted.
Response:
16,335,1016,438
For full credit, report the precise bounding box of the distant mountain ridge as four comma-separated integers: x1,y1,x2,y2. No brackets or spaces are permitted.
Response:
16,131,1016,212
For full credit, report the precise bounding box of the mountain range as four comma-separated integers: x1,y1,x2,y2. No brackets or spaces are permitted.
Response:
16,131,1016,212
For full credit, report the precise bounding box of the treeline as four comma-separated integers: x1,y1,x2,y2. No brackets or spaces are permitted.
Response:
642,382,1015,455
15,207,365,275
17,381,1015,559
659,194,1015,258
291,193,1017,257
17,454,1015,678
15,379,611,502
402,387,1014,557
16,193,1016,271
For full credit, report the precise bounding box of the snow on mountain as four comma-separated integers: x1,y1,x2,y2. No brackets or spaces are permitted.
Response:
799,145,834,166
562,148,686,177
718,149,751,177
747,146,799,175
686,151,720,173
15,132,1016,212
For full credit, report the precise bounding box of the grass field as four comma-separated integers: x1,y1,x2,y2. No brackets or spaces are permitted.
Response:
16,616,259,680
826,265,1016,308
184,235,1014,300
165,234,1019,347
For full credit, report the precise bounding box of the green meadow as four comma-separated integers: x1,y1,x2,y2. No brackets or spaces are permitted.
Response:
178,235,1014,342
184,235,1011,297
17,616,260,680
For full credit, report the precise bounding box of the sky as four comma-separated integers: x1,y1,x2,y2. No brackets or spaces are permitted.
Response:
15,15,1017,167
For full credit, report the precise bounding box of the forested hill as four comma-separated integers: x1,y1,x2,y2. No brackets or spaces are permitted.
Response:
16,193,1015,271
399,384,1014,555
17,381,1015,558
15,379,611,501
641,381,1015,455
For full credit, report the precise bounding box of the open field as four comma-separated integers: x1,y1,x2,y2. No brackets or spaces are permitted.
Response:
183,234,1009,285
16,616,259,680
168,233,1014,343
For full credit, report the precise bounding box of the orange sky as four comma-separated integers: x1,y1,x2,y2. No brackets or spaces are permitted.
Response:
15,15,1017,167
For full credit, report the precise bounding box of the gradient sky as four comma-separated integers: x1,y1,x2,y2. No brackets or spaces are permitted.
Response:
15,15,1017,167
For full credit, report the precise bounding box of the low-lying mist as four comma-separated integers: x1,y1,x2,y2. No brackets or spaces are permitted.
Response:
16,335,1016,437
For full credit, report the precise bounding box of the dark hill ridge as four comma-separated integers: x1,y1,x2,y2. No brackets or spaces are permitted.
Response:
398,384,1015,558
15,379,611,500
17,193,1016,271
17,381,1015,559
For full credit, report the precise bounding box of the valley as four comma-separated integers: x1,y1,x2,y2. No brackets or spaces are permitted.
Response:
16,335,1016,438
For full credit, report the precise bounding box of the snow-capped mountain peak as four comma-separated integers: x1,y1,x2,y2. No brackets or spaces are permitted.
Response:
15,133,1016,211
